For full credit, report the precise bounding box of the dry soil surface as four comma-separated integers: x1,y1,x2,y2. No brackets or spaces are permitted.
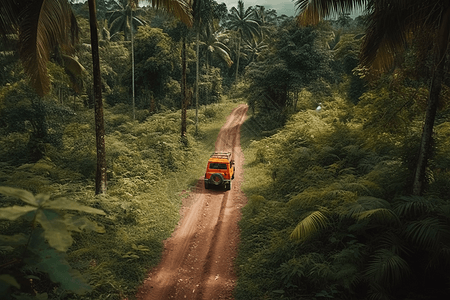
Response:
137,104,249,300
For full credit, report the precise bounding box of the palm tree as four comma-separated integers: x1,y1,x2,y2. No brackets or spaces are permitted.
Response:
107,0,146,120
253,5,277,39
201,29,233,68
192,0,215,133
0,0,107,193
107,0,146,41
0,0,191,195
0,0,79,96
295,0,450,196
290,195,450,298
242,37,267,64
87,0,108,194
87,0,191,194
226,0,260,82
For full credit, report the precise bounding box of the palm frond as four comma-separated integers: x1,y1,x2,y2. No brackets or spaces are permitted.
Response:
290,210,330,241
150,0,193,27
439,204,450,220
364,249,410,288
393,195,437,218
375,231,411,256
0,0,20,37
405,217,450,250
345,196,391,218
213,46,233,66
295,0,366,26
61,54,85,93
357,208,399,224
192,0,215,29
359,5,409,71
19,0,79,96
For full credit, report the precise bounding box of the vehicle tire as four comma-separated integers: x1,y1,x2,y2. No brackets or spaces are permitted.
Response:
205,181,210,189
210,173,224,186
226,182,231,190
232,167,235,179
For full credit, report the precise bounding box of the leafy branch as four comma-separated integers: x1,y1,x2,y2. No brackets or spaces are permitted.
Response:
0,186,106,296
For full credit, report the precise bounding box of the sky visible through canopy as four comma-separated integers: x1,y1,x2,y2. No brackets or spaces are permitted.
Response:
133,0,299,17
219,0,298,16
73,1,362,19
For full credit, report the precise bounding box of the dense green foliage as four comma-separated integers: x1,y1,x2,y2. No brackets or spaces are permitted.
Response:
0,99,239,299
2,0,450,299
237,87,450,299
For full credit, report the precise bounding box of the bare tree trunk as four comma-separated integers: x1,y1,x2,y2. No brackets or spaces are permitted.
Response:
195,31,200,134
235,36,241,83
88,0,107,195
412,8,450,196
181,36,187,137
131,6,136,120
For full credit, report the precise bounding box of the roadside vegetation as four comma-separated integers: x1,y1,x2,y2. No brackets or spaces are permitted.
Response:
237,34,450,300
2,0,450,299
0,98,239,299
238,88,450,299
234,1,450,299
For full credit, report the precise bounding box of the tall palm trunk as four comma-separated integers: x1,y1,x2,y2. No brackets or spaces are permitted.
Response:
130,4,136,120
412,8,450,195
235,35,241,82
181,36,187,137
88,0,107,195
195,31,200,133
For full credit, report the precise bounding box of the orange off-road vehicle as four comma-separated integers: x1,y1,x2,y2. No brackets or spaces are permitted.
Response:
204,152,235,190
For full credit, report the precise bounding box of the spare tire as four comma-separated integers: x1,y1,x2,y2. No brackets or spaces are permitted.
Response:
210,173,224,186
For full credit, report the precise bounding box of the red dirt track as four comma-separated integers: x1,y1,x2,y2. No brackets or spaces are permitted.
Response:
137,104,249,300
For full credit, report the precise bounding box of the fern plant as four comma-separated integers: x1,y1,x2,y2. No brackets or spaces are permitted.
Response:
0,186,105,298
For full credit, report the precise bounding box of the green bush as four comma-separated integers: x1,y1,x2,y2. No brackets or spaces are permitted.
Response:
238,92,450,299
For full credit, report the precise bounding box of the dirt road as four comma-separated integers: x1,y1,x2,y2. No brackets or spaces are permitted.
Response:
137,104,249,300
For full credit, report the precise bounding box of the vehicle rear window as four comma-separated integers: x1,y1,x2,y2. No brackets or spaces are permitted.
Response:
209,163,227,170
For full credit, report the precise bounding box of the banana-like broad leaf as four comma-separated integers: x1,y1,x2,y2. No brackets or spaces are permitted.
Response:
0,186,37,206
290,210,329,241
26,229,91,294
36,210,73,252
0,233,28,246
0,274,20,289
215,46,233,67
0,205,37,220
61,54,85,93
43,198,106,215
35,245,90,293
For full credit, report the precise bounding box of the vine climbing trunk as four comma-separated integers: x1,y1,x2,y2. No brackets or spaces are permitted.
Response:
88,0,107,195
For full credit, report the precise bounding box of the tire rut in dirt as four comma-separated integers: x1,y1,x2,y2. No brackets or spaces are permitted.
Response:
194,191,230,299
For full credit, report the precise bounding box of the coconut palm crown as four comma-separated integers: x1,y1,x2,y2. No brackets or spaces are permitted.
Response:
0,0,79,96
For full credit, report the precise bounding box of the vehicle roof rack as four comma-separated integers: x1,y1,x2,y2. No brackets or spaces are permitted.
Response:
210,152,232,160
